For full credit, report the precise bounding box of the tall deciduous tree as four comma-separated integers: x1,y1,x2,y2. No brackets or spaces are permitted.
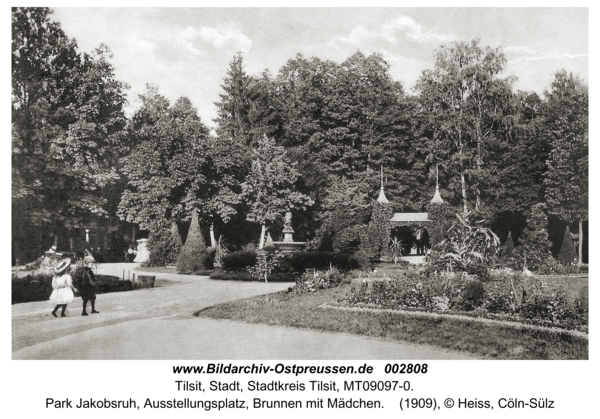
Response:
542,70,588,265
241,136,313,249
12,7,128,262
118,87,244,234
416,39,515,215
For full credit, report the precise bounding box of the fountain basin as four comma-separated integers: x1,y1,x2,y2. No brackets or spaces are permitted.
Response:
272,241,305,253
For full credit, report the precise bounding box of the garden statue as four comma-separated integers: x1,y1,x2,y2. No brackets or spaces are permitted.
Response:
283,211,293,231
273,211,304,253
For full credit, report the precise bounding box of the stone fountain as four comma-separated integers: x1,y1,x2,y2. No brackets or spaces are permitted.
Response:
272,212,305,253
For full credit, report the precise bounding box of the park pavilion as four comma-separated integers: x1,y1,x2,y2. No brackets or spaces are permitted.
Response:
379,167,445,260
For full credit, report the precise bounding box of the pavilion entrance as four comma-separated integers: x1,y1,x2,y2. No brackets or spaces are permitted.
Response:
390,225,430,256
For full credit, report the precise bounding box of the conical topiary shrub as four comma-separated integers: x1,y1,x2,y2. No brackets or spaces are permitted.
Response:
502,231,515,258
176,209,212,273
557,226,578,265
430,223,444,249
146,221,183,267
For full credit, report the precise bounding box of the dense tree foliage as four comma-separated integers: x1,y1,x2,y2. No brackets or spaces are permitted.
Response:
416,39,515,215
12,8,588,267
118,86,244,231
542,71,588,264
241,136,314,248
12,7,128,262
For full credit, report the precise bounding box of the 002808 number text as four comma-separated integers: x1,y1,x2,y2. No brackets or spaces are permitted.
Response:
384,364,428,374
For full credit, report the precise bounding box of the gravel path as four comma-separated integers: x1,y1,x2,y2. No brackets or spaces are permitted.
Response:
12,263,479,360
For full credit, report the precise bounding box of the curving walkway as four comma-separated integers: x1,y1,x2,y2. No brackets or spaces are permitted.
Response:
12,263,479,360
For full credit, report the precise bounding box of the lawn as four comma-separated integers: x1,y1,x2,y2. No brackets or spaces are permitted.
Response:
195,279,588,360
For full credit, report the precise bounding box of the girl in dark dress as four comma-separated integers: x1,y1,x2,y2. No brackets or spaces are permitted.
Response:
78,266,99,316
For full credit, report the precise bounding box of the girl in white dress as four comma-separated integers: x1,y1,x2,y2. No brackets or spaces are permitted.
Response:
50,258,78,318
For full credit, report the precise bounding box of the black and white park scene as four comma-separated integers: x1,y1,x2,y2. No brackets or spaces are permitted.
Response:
12,8,588,360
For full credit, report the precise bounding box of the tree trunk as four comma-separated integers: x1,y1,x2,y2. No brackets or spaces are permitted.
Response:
578,219,583,266
460,172,468,215
210,224,216,248
258,224,266,250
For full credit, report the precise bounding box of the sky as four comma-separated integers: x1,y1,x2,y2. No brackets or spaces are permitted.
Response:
51,7,589,130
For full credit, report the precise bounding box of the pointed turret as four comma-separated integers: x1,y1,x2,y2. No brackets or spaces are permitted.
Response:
377,165,389,204
430,186,444,203
430,165,444,203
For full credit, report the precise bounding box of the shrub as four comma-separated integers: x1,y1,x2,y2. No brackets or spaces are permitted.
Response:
340,272,439,310
96,280,134,294
387,237,403,264
12,273,53,304
462,280,486,304
242,243,257,252
431,211,500,273
176,209,212,273
557,226,578,265
12,272,130,304
430,223,445,249
465,264,492,282
339,267,588,330
212,235,231,266
292,267,347,294
518,288,583,327
222,251,257,271
247,250,279,282
515,203,552,269
359,202,393,259
332,225,362,252
146,221,182,267
276,251,358,273
536,259,582,275
209,269,295,282
349,249,372,271
482,287,513,313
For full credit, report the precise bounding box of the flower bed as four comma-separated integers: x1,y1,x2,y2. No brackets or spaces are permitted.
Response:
337,271,588,333
209,269,297,282
290,268,348,294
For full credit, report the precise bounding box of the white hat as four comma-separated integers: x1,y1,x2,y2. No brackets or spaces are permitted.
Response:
54,258,72,274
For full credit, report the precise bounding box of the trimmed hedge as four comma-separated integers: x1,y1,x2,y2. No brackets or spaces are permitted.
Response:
557,226,578,265
279,251,365,273
177,209,213,273
221,251,257,271
146,222,183,267
222,250,373,273
12,272,132,305
210,269,297,282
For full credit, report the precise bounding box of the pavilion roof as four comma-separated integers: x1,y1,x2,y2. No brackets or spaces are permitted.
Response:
430,186,444,203
390,213,431,222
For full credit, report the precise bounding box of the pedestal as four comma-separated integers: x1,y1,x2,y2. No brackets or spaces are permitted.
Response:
282,228,295,243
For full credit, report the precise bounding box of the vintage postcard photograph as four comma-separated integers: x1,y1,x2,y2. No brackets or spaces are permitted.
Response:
11,6,588,363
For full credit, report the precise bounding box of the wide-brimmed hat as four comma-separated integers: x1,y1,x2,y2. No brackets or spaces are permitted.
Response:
54,258,72,274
